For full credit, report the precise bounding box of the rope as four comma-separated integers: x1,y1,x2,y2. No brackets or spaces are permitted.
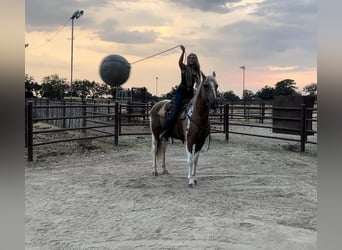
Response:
28,19,71,50
130,45,181,64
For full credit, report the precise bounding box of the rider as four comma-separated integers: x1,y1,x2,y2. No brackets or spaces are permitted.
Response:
159,45,202,140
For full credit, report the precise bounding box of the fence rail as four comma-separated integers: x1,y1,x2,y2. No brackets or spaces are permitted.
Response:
25,99,317,161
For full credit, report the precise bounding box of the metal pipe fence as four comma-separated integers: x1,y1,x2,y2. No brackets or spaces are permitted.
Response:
25,99,317,161
210,103,317,153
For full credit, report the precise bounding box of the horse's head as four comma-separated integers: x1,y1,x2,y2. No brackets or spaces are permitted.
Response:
200,71,219,109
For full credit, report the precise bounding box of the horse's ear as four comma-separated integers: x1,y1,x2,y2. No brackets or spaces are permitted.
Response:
201,71,206,81
213,71,216,77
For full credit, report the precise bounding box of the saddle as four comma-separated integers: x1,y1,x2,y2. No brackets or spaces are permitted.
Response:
158,99,191,120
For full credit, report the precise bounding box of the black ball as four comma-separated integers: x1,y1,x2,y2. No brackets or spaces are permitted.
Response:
99,54,131,87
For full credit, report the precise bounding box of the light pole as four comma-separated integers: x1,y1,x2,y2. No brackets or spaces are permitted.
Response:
240,66,246,100
70,10,84,101
155,76,159,96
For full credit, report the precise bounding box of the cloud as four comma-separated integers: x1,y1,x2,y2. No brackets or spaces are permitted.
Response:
214,1,316,64
98,29,159,44
268,65,299,71
25,0,111,31
169,0,241,13
25,0,316,91
160,0,315,67
250,0,316,19
95,19,159,44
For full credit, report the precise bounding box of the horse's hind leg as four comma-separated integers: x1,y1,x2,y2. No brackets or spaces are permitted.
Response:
151,134,158,176
161,139,169,175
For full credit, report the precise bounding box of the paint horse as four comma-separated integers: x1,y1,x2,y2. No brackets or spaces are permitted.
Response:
149,72,219,187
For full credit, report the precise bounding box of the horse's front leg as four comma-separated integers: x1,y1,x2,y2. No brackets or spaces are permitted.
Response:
186,147,194,187
192,151,200,185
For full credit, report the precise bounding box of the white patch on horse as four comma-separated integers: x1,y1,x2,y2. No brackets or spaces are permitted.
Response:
186,144,200,186
186,105,193,131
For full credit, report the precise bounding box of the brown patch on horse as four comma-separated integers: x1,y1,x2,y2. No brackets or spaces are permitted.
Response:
186,113,210,153
150,100,187,142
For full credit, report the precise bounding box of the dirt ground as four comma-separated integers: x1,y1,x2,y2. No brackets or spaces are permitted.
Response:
25,123,317,249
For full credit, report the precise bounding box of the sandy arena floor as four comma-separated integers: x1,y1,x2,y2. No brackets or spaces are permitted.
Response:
25,123,317,249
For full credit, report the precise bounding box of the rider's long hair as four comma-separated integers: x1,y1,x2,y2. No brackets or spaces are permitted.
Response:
186,53,201,89
187,53,201,73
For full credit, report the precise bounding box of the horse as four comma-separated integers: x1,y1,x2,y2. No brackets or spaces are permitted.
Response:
149,71,219,187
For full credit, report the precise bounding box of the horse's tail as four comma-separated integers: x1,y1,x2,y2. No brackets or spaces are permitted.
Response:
149,99,170,160
156,139,163,160
150,124,164,160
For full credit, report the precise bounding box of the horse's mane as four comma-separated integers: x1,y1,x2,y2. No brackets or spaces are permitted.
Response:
191,82,202,110
191,74,216,112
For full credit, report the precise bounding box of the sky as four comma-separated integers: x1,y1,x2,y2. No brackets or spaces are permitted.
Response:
25,0,316,97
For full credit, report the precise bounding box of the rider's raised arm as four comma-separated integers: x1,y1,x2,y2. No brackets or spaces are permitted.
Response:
178,45,186,71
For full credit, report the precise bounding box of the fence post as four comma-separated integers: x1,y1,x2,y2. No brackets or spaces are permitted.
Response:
230,102,234,118
243,100,246,119
219,103,223,122
145,103,149,120
46,99,50,124
114,102,119,146
107,100,111,121
93,100,96,119
260,102,265,123
82,101,87,134
27,101,33,162
119,103,122,135
224,104,229,141
127,100,131,123
62,101,66,128
25,101,28,148
300,104,307,152
246,102,250,121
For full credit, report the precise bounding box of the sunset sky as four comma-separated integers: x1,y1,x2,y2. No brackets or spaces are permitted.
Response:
25,0,316,97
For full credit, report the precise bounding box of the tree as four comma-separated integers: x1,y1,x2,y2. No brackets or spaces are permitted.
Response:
303,83,317,97
221,90,240,102
274,79,298,96
144,89,154,102
162,85,178,100
72,79,99,101
243,89,255,102
39,74,69,100
98,83,112,98
25,74,41,98
255,85,275,100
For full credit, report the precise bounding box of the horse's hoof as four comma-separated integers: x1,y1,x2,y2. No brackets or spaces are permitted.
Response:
188,183,193,188
152,171,158,176
162,170,169,175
